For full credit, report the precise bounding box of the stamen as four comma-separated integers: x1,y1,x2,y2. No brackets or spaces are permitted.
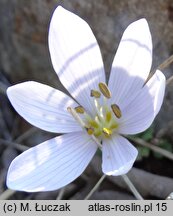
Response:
89,120,99,128
91,90,101,98
111,104,122,118
84,112,92,122
98,82,111,99
86,127,94,135
95,115,101,125
68,79,120,143
67,107,86,127
106,111,112,122
75,106,85,114
94,98,100,110
103,127,112,137
93,98,103,121
67,107,102,149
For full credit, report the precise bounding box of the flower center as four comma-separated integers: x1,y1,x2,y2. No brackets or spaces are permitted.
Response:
74,82,122,139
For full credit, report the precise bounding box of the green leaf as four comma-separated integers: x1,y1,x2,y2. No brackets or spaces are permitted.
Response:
140,127,154,141
137,146,150,160
134,126,154,141
140,147,150,157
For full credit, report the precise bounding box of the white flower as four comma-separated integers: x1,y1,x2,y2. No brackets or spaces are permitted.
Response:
6,6,165,192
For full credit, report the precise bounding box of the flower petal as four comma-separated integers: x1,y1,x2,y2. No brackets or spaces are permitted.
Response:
102,135,138,176
148,70,166,117
108,19,152,107
48,6,105,113
7,132,97,192
7,81,82,133
119,70,166,134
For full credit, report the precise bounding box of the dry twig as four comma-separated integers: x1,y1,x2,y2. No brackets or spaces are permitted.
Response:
56,187,66,200
0,189,15,200
0,138,28,151
128,136,173,161
121,174,143,200
84,174,106,200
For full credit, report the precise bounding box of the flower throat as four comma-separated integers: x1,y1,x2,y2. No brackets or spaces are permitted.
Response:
68,82,122,139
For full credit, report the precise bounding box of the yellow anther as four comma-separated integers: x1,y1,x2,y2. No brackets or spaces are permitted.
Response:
86,127,94,135
90,90,101,98
75,106,85,114
98,82,111,99
111,104,122,118
103,127,112,137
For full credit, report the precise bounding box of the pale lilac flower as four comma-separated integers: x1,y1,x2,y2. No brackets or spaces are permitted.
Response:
6,6,165,192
